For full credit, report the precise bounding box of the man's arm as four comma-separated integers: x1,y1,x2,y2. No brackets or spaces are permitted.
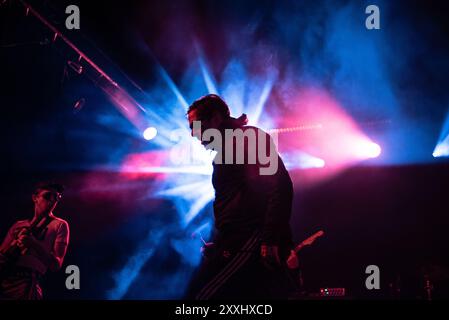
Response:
50,221,70,271
17,220,70,271
258,132,293,246
0,224,17,254
259,160,293,267
247,129,294,265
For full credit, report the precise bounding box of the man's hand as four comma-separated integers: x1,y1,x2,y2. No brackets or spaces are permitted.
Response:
286,250,299,269
201,242,216,259
16,231,37,251
260,244,281,270
19,231,62,271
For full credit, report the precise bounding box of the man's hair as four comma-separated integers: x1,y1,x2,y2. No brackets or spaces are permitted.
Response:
33,181,65,195
187,94,231,120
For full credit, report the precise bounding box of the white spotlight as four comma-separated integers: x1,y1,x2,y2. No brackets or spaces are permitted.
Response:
362,142,381,158
143,127,157,141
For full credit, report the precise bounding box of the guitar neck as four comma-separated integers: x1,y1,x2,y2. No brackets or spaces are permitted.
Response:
29,215,52,236
293,231,324,253
294,243,305,253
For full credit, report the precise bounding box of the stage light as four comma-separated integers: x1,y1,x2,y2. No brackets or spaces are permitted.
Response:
433,134,449,157
67,60,83,74
314,158,326,168
359,142,381,158
433,144,448,157
281,151,326,169
143,127,157,140
366,142,381,158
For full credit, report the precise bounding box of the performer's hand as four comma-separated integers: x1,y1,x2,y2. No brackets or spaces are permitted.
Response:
16,233,37,250
201,242,216,259
14,228,28,249
260,244,281,270
286,250,299,269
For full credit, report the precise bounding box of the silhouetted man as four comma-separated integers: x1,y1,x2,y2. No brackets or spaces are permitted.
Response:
0,182,70,300
186,94,294,299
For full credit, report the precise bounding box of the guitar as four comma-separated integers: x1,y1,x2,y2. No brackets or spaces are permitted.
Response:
293,230,324,253
0,215,51,279
287,230,324,269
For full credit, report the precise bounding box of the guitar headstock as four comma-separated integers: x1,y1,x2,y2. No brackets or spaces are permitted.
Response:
302,230,324,246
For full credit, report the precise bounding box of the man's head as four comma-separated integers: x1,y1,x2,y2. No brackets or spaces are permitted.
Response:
32,182,64,216
187,94,230,144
